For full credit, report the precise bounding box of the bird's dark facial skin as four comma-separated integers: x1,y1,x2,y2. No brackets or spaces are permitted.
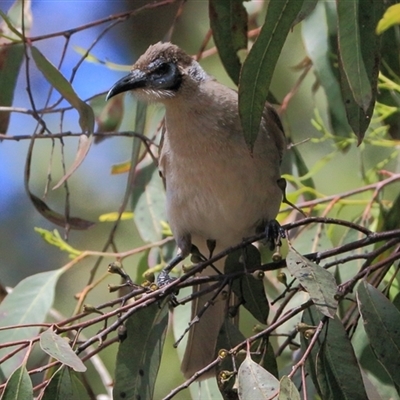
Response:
106,60,182,101
147,60,182,91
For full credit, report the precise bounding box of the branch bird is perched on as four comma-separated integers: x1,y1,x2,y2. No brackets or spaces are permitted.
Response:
107,42,286,379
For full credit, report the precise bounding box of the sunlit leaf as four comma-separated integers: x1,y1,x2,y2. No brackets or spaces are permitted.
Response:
111,160,131,175
209,0,248,85
73,45,131,71
0,269,64,377
357,281,400,387
376,4,400,34
40,328,86,372
34,228,82,257
239,0,304,150
286,246,338,318
30,46,94,134
2,364,33,400
113,300,168,400
98,212,134,222
237,350,279,400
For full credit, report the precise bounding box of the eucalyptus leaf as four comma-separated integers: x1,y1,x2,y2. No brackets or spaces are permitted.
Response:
225,245,269,324
2,364,33,400
357,281,400,387
237,352,279,400
239,0,304,150
113,300,168,400
0,269,64,377
40,328,86,372
286,246,338,318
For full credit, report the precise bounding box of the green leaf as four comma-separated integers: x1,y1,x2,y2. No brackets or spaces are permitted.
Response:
278,375,301,400
376,4,400,34
2,365,33,400
239,0,304,150
0,269,64,377
357,281,400,387
292,0,318,26
209,0,248,85
337,0,381,143
40,328,86,372
286,246,338,318
131,160,167,243
30,46,94,134
302,1,352,139
216,319,246,397
301,306,368,400
336,0,372,114
224,245,269,324
113,300,169,400
41,366,87,400
237,351,279,400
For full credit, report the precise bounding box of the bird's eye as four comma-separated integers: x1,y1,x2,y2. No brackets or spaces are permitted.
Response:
154,63,170,76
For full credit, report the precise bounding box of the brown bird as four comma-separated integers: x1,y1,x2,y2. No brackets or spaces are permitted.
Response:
107,42,286,379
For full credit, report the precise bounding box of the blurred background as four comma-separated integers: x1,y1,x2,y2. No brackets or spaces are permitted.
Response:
1,0,397,398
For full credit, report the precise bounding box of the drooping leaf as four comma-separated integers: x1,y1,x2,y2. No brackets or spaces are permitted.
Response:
113,300,168,400
131,160,167,243
216,318,246,397
237,350,279,400
302,1,352,139
278,375,301,400
0,0,32,134
376,4,400,34
2,364,33,400
27,192,94,230
336,0,372,113
239,0,304,150
357,281,400,387
286,246,338,318
0,269,64,377
292,0,318,26
30,46,94,134
337,0,381,143
301,306,368,400
52,134,93,190
224,245,269,324
209,0,248,85
41,367,73,400
40,328,86,372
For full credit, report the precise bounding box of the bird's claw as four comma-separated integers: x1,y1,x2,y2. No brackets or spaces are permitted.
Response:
265,219,285,250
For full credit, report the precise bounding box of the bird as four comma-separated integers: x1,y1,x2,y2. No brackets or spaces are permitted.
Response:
106,42,286,379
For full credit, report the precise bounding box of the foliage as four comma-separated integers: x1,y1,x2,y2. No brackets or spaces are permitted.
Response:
1,0,400,399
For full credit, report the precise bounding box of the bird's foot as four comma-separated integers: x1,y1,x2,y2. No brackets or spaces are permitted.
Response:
265,219,286,250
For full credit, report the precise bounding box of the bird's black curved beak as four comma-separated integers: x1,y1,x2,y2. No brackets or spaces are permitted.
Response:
106,69,147,101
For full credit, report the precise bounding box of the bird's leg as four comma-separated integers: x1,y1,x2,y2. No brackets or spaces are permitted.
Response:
157,253,184,287
157,233,192,287
265,219,286,250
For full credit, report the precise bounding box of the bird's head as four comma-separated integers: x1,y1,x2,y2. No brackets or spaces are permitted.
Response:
106,42,208,103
